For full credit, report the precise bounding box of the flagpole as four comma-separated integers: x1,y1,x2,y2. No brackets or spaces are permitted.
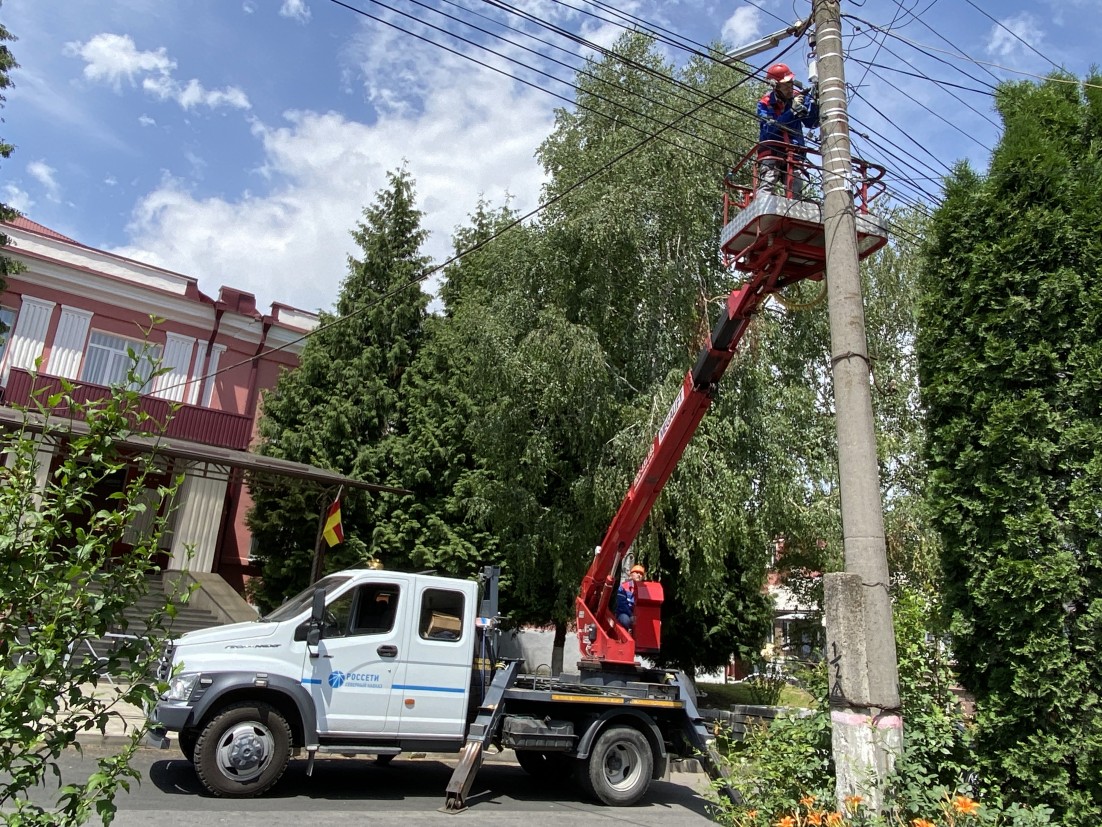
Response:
309,485,343,585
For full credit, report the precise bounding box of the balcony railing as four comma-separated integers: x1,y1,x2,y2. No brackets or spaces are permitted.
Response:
2,367,254,451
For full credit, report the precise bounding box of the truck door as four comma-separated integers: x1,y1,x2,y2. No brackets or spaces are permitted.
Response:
395,583,474,738
303,576,411,735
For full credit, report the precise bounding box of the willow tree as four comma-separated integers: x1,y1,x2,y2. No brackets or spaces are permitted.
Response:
452,32,779,673
919,74,1102,825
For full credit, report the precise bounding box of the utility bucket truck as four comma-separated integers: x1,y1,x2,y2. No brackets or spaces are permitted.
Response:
152,43,888,802
150,566,724,809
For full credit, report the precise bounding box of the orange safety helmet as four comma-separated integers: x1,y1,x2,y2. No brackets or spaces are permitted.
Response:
765,63,796,84
629,564,646,576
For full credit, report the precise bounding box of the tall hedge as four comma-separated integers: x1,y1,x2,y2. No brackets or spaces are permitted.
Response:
917,74,1102,824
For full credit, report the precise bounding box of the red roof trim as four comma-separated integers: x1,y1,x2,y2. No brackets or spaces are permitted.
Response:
8,215,81,245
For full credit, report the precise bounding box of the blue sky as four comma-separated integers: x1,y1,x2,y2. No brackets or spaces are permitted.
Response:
3,0,1100,314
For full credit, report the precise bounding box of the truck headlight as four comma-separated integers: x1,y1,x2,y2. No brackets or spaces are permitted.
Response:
163,672,200,702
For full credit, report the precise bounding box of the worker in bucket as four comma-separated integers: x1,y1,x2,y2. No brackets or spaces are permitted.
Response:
616,564,646,631
756,62,818,198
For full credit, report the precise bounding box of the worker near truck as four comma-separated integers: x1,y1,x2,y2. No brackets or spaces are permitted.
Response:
615,564,646,630
756,62,818,198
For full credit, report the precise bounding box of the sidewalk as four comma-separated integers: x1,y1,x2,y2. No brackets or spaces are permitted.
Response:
74,683,154,748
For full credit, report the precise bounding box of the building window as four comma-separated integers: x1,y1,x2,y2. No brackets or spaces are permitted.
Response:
0,306,16,366
81,331,162,390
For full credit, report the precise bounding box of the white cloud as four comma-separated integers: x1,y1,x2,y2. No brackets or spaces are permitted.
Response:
986,12,1045,60
138,114,157,127
28,160,62,202
280,1,311,23
67,33,251,111
3,184,33,214
176,78,251,111
65,33,174,90
110,73,552,314
242,1,258,13
721,7,763,49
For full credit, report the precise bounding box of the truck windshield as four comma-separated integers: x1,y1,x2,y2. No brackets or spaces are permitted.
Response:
261,575,352,622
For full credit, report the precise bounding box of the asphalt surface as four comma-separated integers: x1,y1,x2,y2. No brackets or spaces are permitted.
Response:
6,743,719,826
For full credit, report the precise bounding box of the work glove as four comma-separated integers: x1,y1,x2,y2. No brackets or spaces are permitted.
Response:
791,95,808,118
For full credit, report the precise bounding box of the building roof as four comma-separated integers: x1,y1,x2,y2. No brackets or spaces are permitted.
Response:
9,215,80,245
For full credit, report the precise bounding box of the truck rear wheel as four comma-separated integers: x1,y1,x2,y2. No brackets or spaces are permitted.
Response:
194,702,292,798
577,725,653,806
515,750,573,778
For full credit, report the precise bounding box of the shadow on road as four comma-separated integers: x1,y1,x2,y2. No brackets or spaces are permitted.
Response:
147,756,712,816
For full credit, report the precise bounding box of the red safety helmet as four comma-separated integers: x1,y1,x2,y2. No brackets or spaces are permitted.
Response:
765,63,796,84
630,564,646,575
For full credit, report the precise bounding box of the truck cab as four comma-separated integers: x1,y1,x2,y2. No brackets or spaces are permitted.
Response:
152,569,481,797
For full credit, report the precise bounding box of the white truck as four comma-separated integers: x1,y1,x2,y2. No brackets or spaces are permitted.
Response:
150,566,729,810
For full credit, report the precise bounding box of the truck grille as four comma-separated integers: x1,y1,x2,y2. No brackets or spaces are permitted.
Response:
155,643,176,682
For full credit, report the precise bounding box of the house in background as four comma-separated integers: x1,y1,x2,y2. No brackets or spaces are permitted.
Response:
0,216,358,604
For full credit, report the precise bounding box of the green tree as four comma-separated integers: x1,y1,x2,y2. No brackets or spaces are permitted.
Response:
454,33,778,672
0,7,23,292
0,361,182,826
919,73,1102,825
248,168,431,610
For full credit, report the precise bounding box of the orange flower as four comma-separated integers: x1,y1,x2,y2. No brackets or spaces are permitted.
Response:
912,819,936,827
776,817,796,827
826,813,844,827
952,795,981,816
746,811,758,820
807,811,825,826
801,796,817,809
844,794,864,811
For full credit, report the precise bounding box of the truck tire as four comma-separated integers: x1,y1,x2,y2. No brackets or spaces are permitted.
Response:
577,726,653,806
194,702,292,798
515,750,573,778
177,728,198,763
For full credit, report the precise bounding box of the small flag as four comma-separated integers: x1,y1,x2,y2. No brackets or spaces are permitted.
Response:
322,498,344,547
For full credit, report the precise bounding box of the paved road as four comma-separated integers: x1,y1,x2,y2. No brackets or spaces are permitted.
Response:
15,745,719,826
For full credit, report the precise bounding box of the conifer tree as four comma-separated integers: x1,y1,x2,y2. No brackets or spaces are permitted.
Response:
919,73,1102,825
248,168,430,609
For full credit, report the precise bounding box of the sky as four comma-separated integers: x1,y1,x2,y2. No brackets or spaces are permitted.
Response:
3,0,1100,316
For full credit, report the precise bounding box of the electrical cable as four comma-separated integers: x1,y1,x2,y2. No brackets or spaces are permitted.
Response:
162,2,802,399
962,0,1062,72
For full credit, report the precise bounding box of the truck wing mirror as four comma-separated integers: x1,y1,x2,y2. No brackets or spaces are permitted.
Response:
307,587,326,647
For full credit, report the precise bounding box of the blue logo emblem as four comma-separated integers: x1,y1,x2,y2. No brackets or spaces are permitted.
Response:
328,670,346,688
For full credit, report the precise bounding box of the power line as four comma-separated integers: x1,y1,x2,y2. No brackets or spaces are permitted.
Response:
962,0,1062,72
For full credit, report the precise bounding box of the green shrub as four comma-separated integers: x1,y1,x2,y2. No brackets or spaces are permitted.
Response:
0,356,183,826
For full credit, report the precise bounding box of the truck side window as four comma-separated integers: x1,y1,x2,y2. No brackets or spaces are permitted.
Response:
323,590,355,638
419,588,464,641
350,584,400,636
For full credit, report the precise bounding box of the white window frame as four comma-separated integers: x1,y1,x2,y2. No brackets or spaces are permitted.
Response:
80,330,163,391
0,305,17,371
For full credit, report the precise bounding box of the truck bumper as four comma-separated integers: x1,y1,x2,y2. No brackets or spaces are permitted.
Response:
150,701,195,732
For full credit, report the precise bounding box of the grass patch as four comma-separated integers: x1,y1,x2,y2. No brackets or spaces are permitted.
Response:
696,681,814,709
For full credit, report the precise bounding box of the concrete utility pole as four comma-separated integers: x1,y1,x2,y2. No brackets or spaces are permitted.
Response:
811,0,903,810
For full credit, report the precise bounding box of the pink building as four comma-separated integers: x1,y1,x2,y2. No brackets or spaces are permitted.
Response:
0,216,348,597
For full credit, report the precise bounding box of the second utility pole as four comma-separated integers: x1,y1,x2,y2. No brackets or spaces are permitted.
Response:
812,0,903,810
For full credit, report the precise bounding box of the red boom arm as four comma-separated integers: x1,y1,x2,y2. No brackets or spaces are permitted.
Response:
576,258,787,666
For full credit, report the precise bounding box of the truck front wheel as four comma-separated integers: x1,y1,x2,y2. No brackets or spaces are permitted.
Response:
177,728,198,763
194,702,292,798
578,725,653,806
